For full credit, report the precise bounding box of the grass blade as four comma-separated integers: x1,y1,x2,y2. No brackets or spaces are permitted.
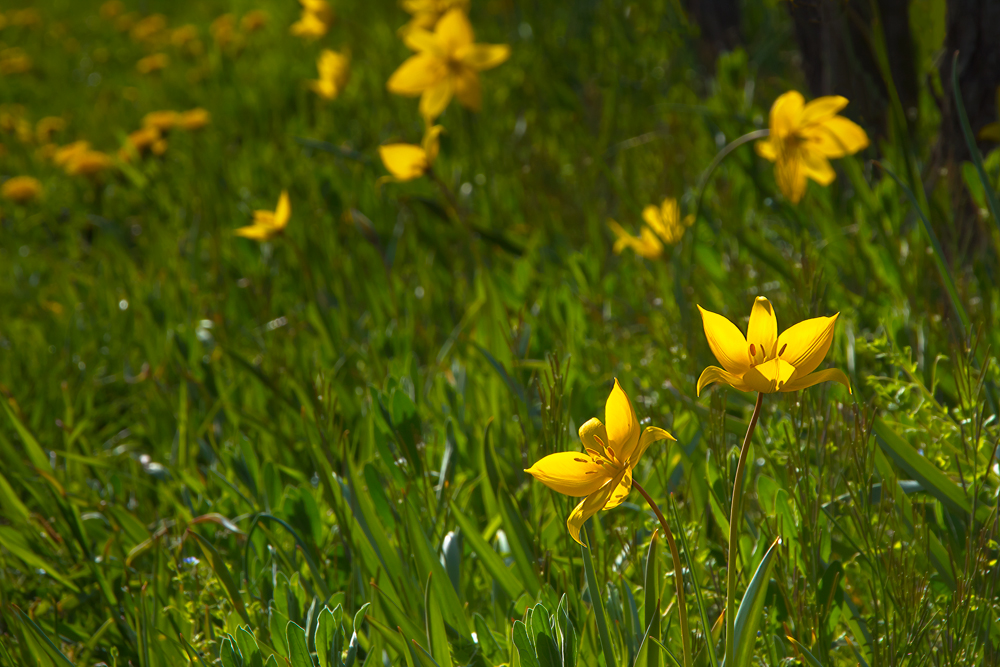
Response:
730,538,779,667
581,528,616,667
951,52,1000,232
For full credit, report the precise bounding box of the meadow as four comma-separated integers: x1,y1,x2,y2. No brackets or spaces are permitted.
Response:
1,0,999,666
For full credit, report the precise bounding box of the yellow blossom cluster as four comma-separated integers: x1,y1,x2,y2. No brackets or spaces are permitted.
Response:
608,197,694,260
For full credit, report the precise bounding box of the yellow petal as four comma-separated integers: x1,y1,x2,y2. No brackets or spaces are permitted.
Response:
379,144,428,181
421,124,445,163
234,224,275,241
603,467,633,510
252,210,277,228
801,116,869,158
642,204,664,236
696,365,751,395
524,452,611,497
697,305,750,375
802,150,836,186
605,379,640,462
387,53,445,96
777,313,838,377
274,191,291,230
420,77,454,121
800,95,848,126
769,91,804,139
435,8,473,54
630,426,675,465
567,467,627,547
578,417,609,454
402,27,438,54
458,43,510,70
775,153,807,203
755,138,777,162
742,358,796,393
747,296,778,360
781,367,852,394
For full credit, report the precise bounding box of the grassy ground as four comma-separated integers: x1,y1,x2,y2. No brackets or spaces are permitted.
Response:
1,0,999,666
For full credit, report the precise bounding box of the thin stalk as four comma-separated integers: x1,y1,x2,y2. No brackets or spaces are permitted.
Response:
726,391,764,667
633,479,692,667
691,129,770,224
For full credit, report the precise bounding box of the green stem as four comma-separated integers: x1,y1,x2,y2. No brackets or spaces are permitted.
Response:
691,129,770,225
633,479,691,667
725,391,764,667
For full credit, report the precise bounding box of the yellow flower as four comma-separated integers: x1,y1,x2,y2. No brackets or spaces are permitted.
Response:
300,0,334,24
755,92,869,204
697,296,851,395
309,49,351,100
136,53,169,74
235,191,291,241
9,9,42,28
130,14,167,43
1,176,43,204
525,379,674,546
0,48,33,75
53,141,91,167
142,110,180,131
378,125,444,182
399,0,469,34
643,197,694,245
177,108,211,131
65,150,115,178
607,220,663,259
35,116,66,143
386,8,509,122
125,126,162,157
240,10,269,33
115,13,138,32
290,11,329,39
210,14,236,47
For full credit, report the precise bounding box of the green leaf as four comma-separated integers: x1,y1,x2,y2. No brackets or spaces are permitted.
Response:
236,626,264,667
729,538,779,667
220,636,242,667
498,491,543,597
344,603,369,667
425,574,453,667
0,469,31,525
951,53,1000,233
0,527,79,593
1,399,50,471
187,530,250,624
270,601,290,657
449,501,524,600
512,620,541,667
581,529,616,667
784,636,824,667
287,621,315,667
314,605,342,667
636,531,659,667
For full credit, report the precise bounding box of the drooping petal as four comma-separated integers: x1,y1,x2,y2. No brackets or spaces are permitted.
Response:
802,117,869,158
419,77,454,121
800,95,848,126
697,305,751,376
747,296,778,360
630,426,675,466
387,53,445,96
603,467,632,510
567,467,627,547
769,91,804,140
402,27,439,54
578,417,609,455
608,221,663,259
252,210,276,228
781,367,851,394
777,313,838,377
458,43,510,70
378,144,428,181
696,366,751,395
434,7,473,54
755,138,777,162
235,224,276,241
453,67,482,111
605,379,640,462
421,125,445,163
802,150,836,186
774,152,807,203
524,452,611,497
274,191,291,230
742,358,796,393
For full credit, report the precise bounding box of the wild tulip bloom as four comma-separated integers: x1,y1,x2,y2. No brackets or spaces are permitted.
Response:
525,379,674,546
378,125,444,182
755,92,868,203
1,176,43,204
309,50,350,100
235,191,290,241
399,0,469,34
607,220,663,259
697,296,850,395
643,197,693,245
142,110,180,131
178,108,211,131
65,150,115,178
386,8,509,122
290,0,333,40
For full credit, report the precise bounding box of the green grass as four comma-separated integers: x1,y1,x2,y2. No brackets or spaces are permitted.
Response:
1,0,999,666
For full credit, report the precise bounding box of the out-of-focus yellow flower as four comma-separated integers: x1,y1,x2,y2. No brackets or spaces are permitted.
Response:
14,117,33,144
399,0,469,33
755,92,868,204
126,126,161,153
100,0,125,19
308,49,350,100
378,125,444,182
115,13,138,32
240,10,269,33
136,53,169,74
697,296,851,395
642,197,693,245
9,8,42,28
0,15,6,30
301,0,334,24
0,48,33,75
387,8,509,122
36,143,57,161
235,190,291,241
177,108,211,131
171,25,199,47
525,379,674,546
210,14,236,47
0,105,26,132
978,87,1000,142
53,140,91,167
607,221,663,260
65,149,115,178
36,116,66,143
130,14,167,42
142,110,179,131
290,9,330,39
1,176,43,204
152,138,168,155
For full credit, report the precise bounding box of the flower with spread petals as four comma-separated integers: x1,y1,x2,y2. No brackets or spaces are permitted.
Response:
387,8,509,122
607,220,663,259
136,53,169,74
643,197,694,245
399,0,469,34
1,176,42,204
378,125,444,182
290,0,333,39
65,150,115,178
143,110,179,131
697,296,851,395
525,379,674,546
309,50,350,100
235,191,290,241
178,108,211,131
755,92,869,204
35,117,66,143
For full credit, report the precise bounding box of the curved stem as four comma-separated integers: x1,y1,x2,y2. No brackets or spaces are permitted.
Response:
632,479,691,667
691,129,770,225
725,391,765,667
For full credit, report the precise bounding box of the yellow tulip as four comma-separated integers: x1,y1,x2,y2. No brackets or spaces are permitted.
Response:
755,92,868,203
697,296,850,395
177,108,211,131
386,8,509,122
65,150,115,178
142,110,180,131
308,50,351,100
607,220,663,259
643,197,693,245
378,125,444,182
525,379,674,546
235,190,290,241
1,176,43,204
399,0,470,34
